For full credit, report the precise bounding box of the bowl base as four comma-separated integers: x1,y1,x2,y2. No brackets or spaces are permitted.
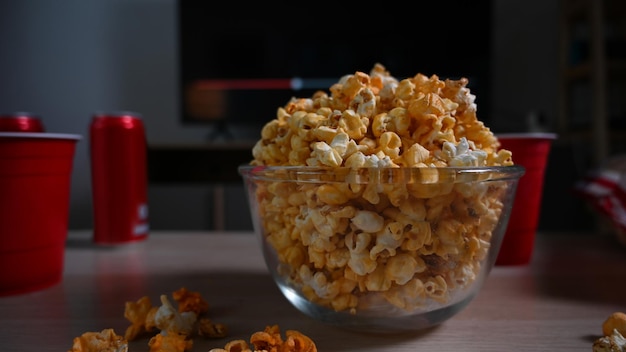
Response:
279,282,477,334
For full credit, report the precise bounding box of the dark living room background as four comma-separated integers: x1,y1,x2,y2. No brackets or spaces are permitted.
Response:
0,0,624,233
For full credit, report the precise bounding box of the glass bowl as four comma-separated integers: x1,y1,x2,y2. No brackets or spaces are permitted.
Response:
239,165,525,333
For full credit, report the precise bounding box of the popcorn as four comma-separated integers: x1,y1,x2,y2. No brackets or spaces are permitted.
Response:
594,312,626,352
70,287,226,352
124,295,155,340
252,64,508,168
172,287,210,316
593,330,626,352
147,332,192,352
153,294,197,336
209,325,317,352
68,302,315,352
248,64,514,314
604,312,626,339
69,329,128,352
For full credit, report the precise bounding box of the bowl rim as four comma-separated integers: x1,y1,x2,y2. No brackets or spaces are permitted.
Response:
496,132,557,140
238,164,525,184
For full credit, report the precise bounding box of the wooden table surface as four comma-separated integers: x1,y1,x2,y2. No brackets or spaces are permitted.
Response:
1,230,625,351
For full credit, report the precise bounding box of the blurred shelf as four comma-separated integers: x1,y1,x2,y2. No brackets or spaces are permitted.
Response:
564,60,626,80
563,0,626,20
558,0,626,167
554,129,626,144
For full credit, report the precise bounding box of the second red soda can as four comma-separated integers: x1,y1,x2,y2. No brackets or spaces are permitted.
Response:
0,112,45,132
90,111,149,244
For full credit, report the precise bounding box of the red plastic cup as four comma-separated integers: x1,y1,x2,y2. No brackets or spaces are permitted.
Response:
0,113,45,132
0,132,81,296
495,133,557,266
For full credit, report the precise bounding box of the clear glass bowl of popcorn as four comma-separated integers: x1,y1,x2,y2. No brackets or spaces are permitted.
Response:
239,164,525,333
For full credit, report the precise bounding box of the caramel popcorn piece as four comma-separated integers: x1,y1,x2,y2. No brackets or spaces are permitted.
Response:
197,317,229,338
124,295,155,340
593,329,626,352
173,287,209,316
153,294,197,336
604,312,626,337
209,340,252,352
249,324,283,351
148,332,193,352
593,312,626,352
282,330,318,352
69,328,128,352
210,325,317,352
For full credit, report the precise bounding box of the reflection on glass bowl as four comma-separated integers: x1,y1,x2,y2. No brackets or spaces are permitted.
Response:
239,165,525,333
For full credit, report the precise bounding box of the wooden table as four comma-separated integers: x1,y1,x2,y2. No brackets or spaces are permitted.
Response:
1,231,625,351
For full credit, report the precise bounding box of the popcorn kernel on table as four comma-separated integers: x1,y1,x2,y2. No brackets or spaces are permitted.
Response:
593,329,626,352
172,286,209,315
197,317,229,338
592,312,626,352
148,332,192,352
603,312,626,337
71,288,231,352
209,325,317,352
124,295,154,340
68,328,128,352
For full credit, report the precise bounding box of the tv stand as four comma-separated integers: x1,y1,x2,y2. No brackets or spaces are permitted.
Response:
206,119,234,141
147,140,255,184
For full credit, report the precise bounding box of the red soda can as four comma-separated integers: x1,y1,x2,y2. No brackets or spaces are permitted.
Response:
90,111,149,244
0,112,45,132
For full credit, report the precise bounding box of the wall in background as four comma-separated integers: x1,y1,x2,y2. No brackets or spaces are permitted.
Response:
0,0,216,230
490,0,559,132
0,0,590,232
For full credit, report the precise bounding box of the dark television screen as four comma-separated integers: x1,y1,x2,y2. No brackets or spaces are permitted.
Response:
178,1,493,140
